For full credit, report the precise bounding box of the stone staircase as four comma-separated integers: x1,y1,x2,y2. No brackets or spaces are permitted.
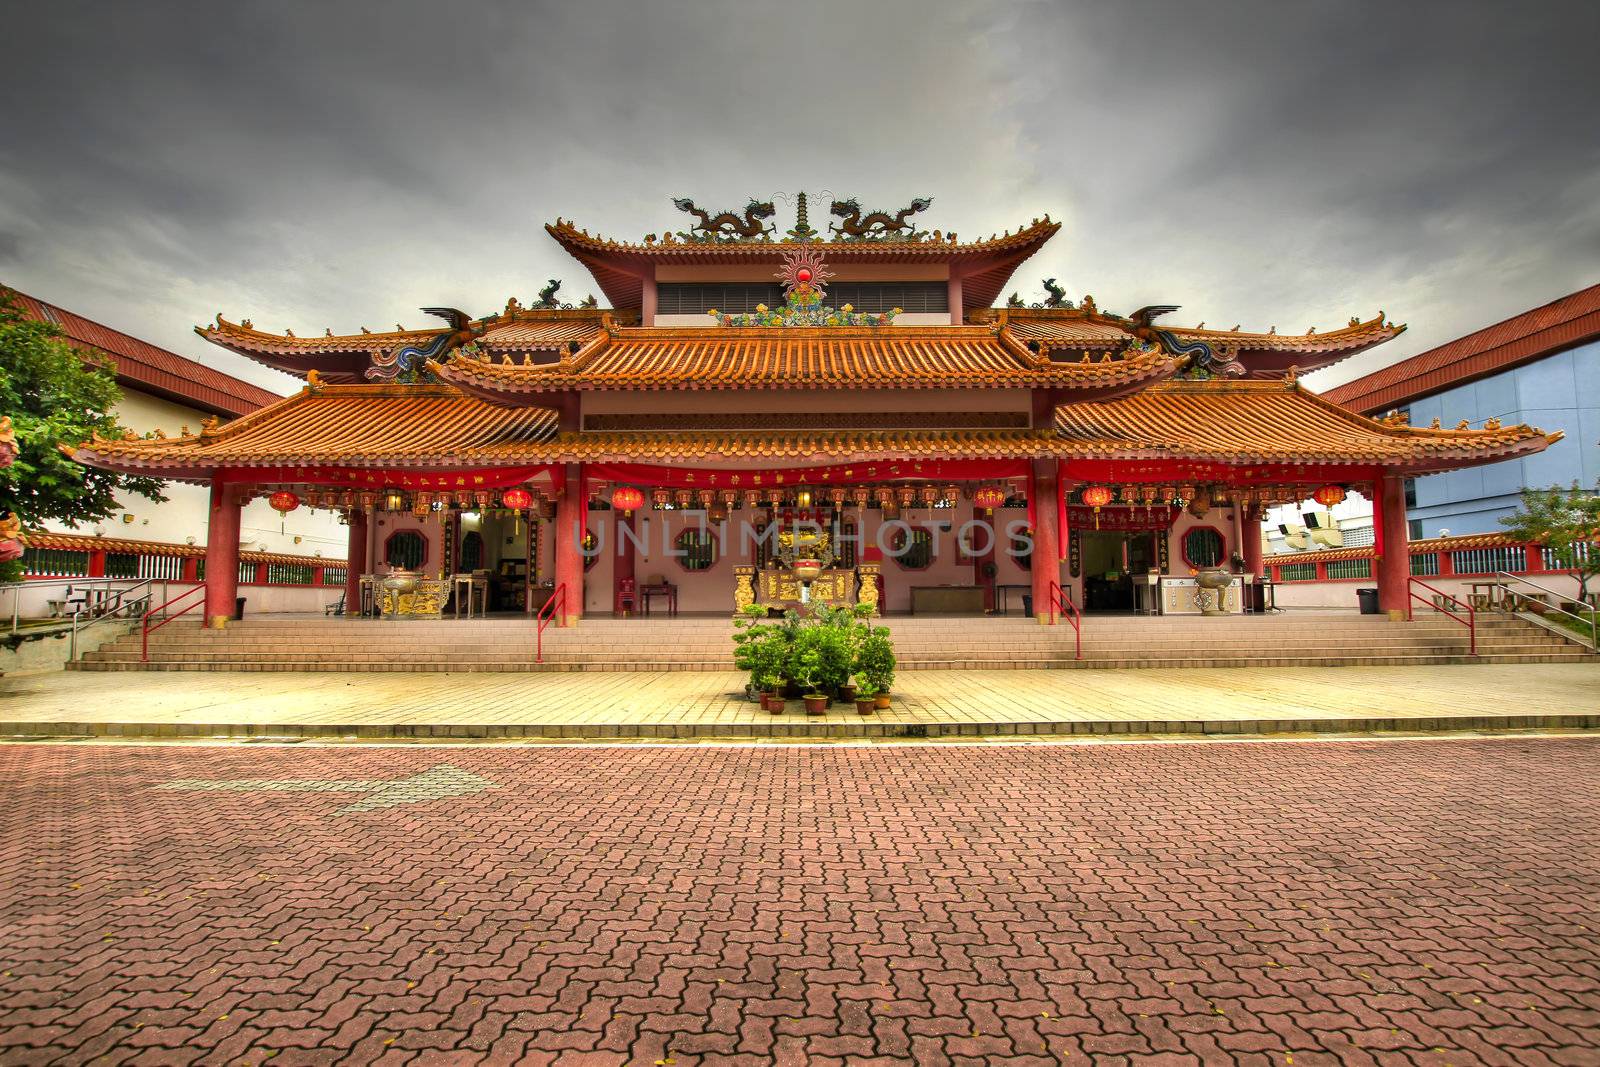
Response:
70,612,1594,673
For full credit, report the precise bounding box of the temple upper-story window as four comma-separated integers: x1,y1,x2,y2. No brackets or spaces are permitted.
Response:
385,530,426,570
656,281,948,315
1182,527,1225,569
676,528,718,572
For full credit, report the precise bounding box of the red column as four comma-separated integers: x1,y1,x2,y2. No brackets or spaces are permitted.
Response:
1375,472,1410,618
947,275,964,326
1242,503,1264,578
344,508,367,615
613,510,636,615
87,549,106,578
203,479,242,628
1030,459,1061,624
181,556,199,583
554,464,584,626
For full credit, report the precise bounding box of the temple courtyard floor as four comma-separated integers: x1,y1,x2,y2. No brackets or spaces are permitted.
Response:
2,736,1598,1065
0,662,1597,740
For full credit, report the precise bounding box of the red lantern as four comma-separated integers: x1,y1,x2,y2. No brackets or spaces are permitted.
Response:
1313,484,1346,508
611,486,644,512
1081,485,1113,529
501,487,533,510
973,486,1007,510
268,490,300,515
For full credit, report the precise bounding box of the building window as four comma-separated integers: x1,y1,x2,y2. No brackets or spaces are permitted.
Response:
658,283,784,315
676,528,718,571
1408,519,1424,540
822,282,948,314
1181,527,1225,569
1403,478,1417,508
459,531,484,572
887,526,934,570
385,531,426,570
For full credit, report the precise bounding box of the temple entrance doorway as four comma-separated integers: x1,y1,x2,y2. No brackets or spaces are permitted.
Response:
1079,530,1157,613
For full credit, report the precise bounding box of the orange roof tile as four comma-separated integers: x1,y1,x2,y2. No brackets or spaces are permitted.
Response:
435,324,1174,395
547,219,1060,311
1321,284,1600,414
198,309,618,383
71,381,1556,479
1054,381,1558,473
8,288,282,417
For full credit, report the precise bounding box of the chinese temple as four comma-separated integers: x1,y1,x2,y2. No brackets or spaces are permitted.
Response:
70,194,1559,630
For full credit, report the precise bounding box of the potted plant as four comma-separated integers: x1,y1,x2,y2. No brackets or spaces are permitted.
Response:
856,628,896,709
732,604,773,703
787,628,829,715
853,676,878,715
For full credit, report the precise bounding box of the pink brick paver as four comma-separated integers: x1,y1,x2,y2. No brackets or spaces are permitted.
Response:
2,738,1598,1065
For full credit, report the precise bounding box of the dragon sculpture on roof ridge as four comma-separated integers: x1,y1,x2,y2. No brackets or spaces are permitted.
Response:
671,197,777,243
828,197,933,241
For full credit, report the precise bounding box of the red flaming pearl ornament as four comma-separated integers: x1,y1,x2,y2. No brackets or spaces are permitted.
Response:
796,267,812,284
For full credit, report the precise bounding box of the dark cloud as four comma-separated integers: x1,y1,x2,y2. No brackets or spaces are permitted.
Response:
1,0,1596,393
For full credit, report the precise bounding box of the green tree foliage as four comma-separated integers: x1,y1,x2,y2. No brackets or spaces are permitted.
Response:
1498,481,1600,603
0,290,165,579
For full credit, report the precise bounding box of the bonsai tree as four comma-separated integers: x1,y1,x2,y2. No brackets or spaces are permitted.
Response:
1498,481,1600,607
732,604,779,696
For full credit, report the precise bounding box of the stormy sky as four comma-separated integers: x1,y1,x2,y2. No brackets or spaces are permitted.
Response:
2,0,1596,396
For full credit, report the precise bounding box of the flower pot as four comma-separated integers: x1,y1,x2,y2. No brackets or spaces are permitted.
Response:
874,692,891,710
803,693,828,716
855,696,875,715
838,683,857,703
761,691,781,713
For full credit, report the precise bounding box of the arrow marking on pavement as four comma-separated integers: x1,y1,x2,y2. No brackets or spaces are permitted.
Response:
154,763,499,813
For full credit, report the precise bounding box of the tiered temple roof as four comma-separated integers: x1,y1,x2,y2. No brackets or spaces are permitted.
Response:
72,381,1557,480
65,197,1553,490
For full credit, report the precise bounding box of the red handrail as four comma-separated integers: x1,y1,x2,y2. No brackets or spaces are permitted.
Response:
141,585,207,662
1407,576,1476,656
535,583,567,664
1046,580,1083,660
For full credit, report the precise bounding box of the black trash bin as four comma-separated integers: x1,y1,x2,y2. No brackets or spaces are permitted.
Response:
1021,594,1034,618
234,596,247,621
1356,587,1379,615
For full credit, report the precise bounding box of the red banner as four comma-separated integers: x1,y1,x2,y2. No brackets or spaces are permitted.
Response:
218,464,561,491
1064,459,1381,485
1066,505,1179,531
582,459,1031,493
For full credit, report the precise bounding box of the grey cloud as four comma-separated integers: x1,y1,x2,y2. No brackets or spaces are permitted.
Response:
1,0,1595,395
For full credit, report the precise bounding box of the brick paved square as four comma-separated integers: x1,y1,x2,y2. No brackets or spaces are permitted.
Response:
2,738,1597,1064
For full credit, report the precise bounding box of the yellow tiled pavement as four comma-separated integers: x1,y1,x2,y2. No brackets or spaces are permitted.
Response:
1,663,1596,730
